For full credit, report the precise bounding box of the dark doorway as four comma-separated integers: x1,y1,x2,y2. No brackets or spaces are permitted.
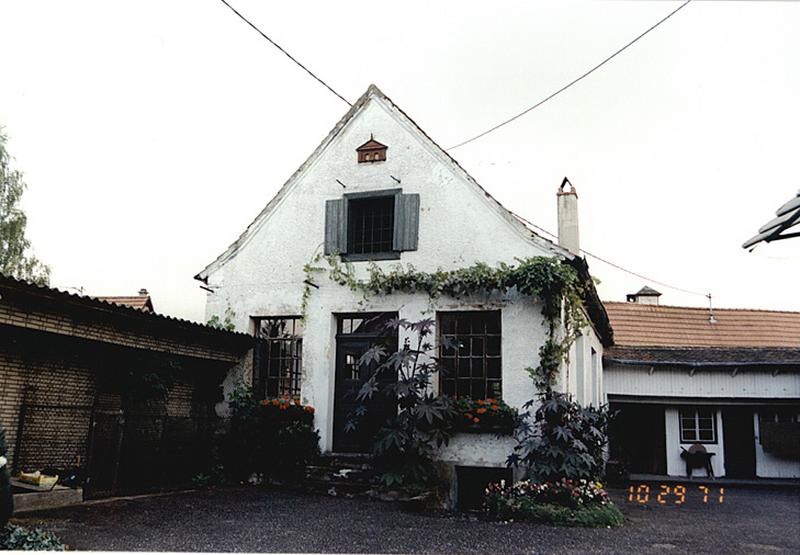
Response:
608,403,667,475
722,407,756,478
332,313,398,453
457,466,513,512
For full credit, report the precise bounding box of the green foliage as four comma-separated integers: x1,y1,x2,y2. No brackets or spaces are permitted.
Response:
0,524,65,551
191,472,211,488
0,423,12,528
485,478,622,527
0,129,50,285
207,307,237,332
510,393,612,482
453,397,517,434
225,385,320,482
350,318,457,488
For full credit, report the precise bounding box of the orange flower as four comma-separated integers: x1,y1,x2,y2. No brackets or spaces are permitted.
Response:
279,404,287,410
486,398,496,404
476,399,485,406
473,417,480,424
491,405,499,411
465,413,473,420
260,399,269,406
476,408,487,414
271,399,279,406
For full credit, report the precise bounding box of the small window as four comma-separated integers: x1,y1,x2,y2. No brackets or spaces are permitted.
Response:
253,317,303,399
348,196,395,255
679,408,717,444
439,311,502,399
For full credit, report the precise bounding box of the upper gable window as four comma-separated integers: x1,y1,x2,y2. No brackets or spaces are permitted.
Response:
324,189,419,261
349,196,394,254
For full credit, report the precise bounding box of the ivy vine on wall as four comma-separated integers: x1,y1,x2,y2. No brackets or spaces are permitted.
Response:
301,252,588,384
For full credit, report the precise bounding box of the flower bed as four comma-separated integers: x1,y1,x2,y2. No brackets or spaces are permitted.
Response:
225,388,320,482
453,398,517,434
485,479,623,527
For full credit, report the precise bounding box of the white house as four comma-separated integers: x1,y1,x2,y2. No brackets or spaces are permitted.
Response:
194,85,611,501
605,289,800,480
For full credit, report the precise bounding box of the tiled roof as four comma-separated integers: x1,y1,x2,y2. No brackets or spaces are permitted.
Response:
605,346,800,366
96,295,153,312
604,301,800,348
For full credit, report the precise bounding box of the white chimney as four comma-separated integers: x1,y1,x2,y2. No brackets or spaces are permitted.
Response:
557,177,580,255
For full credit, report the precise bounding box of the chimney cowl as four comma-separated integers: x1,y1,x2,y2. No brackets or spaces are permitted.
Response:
138,288,149,296
556,177,580,255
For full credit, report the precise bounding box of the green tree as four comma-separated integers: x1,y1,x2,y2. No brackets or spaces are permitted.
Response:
0,129,50,285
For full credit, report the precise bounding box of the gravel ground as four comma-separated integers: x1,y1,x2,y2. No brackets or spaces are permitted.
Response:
13,486,800,553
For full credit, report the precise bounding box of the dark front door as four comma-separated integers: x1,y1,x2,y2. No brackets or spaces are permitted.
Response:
723,407,756,478
333,313,397,453
608,403,667,475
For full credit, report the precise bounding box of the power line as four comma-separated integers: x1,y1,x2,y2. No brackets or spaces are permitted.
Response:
509,210,708,298
218,0,352,106
447,0,693,151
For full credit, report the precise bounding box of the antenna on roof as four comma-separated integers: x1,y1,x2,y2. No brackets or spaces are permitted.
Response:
707,293,717,324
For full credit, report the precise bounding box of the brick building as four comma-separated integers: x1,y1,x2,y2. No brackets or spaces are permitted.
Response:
0,273,252,496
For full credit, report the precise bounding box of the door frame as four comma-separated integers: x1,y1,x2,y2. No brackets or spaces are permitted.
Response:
331,312,398,453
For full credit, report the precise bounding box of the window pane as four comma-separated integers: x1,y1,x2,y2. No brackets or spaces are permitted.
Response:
254,316,303,399
439,311,501,399
349,196,395,254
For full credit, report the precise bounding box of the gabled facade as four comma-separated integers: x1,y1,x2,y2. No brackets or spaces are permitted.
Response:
195,85,610,493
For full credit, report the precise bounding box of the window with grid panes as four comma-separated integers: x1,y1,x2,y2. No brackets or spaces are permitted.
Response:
348,196,395,254
679,408,717,443
253,317,303,399
439,311,501,399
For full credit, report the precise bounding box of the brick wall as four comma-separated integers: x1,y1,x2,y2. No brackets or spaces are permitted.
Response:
0,351,96,471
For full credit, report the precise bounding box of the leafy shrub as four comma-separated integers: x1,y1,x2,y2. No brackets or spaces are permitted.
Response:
509,392,613,482
225,386,320,481
0,423,12,527
453,398,517,434
0,524,65,551
485,479,622,527
351,318,457,488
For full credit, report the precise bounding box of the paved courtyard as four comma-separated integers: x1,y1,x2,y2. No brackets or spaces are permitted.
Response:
13,486,800,553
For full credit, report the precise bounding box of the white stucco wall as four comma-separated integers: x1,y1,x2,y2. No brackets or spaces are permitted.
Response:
199,89,606,459
664,407,725,478
753,412,800,478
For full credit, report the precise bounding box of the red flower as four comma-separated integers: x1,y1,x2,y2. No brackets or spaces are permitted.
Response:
473,417,480,424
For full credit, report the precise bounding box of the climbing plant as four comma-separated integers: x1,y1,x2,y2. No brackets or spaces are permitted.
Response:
302,252,603,483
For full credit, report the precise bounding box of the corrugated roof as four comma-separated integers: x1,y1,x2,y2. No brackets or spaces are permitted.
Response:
604,301,800,348
96,295,153,312
0,273,251,342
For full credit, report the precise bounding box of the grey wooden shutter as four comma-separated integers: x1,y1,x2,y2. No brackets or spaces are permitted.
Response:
324,198,347,254
393,193,420,251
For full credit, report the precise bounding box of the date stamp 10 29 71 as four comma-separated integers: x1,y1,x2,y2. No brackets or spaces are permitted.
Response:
626,484,725,505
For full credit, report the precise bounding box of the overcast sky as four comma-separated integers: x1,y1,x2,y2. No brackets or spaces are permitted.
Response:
1,0,798,323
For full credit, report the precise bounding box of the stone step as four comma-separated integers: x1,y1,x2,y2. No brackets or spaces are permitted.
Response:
304,465,376,482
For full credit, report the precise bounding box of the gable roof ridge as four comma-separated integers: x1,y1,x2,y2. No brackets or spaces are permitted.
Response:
195,84,569,281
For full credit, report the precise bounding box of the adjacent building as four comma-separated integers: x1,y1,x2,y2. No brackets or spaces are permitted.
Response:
605,288,800,479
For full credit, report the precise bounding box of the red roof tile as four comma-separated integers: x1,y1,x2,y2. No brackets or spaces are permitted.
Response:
604,301,800,348
96,295,154,313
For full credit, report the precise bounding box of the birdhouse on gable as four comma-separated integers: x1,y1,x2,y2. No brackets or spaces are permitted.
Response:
356,135,387,163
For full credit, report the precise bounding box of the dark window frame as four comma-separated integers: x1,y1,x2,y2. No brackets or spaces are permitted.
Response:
252,316,303,400
342,189,402,262
438,310,502,400
679,407,717,444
